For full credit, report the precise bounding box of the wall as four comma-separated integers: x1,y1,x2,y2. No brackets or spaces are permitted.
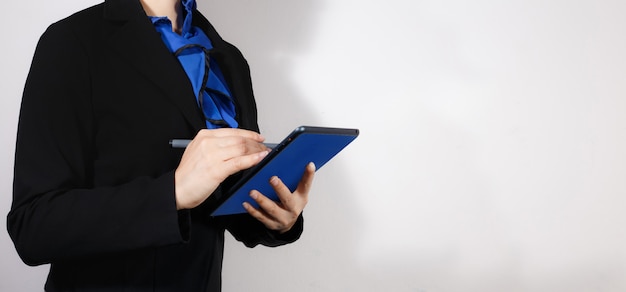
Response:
1,0,625,291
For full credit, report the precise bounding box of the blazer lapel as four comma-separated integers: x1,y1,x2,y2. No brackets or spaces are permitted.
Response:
103,0,206,132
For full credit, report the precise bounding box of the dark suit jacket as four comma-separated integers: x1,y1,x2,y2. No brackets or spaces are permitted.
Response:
7,0,302,291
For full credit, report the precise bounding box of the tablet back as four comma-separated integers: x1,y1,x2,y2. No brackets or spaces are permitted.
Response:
210,126,359,216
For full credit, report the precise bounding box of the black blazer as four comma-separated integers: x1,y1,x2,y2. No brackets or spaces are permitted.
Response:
8,0,302,291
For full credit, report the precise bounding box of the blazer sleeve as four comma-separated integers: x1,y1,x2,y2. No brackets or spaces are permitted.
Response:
223,212,304,248
7,22,190,266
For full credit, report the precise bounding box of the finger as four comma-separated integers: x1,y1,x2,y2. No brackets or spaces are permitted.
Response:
197,128,265,142
221,150,269,174
243,193,283,230
242,200,267,221
214,136,268,154
248,189,286,220
192,135,268,162
270,176,297,210
295,162,316,199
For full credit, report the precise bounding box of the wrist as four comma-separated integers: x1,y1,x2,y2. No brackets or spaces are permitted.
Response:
174,170,191,210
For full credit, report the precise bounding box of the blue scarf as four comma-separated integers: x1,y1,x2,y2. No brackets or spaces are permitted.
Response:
150,0,238,129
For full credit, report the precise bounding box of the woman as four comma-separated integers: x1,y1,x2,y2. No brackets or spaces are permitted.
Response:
8,0,314,290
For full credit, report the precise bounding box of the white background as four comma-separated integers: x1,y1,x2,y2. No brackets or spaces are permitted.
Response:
1,0,625,291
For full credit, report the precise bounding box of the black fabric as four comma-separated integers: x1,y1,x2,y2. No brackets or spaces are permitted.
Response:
7,0,303,291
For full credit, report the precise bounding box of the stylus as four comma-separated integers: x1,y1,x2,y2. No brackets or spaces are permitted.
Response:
169,139,277,149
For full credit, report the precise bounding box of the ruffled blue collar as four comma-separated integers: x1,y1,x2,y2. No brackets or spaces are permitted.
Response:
180,0,196,37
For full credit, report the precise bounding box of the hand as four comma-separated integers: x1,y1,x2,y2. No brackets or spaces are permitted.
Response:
243,162,316,234
174,128,270,210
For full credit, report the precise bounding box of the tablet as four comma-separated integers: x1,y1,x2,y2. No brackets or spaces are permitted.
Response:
210,126,359,216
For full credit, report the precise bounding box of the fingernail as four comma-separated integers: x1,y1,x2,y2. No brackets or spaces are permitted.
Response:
259,150,269,159
270,176,279,186
308,162,316,171
249,191,258,200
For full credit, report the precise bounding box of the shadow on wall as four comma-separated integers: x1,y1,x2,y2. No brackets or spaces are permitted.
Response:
197,1,369,290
